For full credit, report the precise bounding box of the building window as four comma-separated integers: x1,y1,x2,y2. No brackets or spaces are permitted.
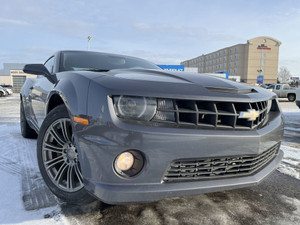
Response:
224,63,227,68
230,48,232,54
235,46,238,52
224,49,227,54
234,62,237,66
229,62,232,67
230,56,232,61
219,58,222,63
224,56,226,61
235,54,238,59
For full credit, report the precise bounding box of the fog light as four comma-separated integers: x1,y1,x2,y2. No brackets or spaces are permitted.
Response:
116,152,134,171
114,150,145,177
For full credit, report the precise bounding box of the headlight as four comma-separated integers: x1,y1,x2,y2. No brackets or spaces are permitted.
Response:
114,96,157,121
266,99,272,113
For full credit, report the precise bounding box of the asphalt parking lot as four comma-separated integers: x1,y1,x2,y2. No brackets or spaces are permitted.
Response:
0,94,299,225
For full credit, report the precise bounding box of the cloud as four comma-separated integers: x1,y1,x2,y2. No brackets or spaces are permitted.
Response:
133,23,152,30
0,18,31,26
120,49,184,64
132,22,243,43
41,19,97,39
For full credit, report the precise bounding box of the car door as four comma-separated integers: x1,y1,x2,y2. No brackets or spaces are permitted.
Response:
282,84,290,98
274,84,281,97
30,56,55,128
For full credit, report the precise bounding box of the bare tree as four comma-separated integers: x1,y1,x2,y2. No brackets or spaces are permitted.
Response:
278,66,291,83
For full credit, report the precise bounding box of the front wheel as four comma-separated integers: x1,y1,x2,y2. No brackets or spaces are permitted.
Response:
37,104,95,204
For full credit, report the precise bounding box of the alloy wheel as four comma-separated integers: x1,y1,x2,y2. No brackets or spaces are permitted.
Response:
42,118,84,192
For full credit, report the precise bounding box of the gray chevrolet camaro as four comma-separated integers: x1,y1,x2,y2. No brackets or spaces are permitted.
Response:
20,50,284,204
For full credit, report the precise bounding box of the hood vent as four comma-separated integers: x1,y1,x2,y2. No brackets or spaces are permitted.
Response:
206,87,257,94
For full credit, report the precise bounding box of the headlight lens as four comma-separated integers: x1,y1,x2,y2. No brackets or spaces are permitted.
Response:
114,96,157,121
266,99,272,113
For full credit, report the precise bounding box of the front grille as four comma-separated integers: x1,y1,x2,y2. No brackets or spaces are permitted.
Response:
163,143,280,183
152,99,274,130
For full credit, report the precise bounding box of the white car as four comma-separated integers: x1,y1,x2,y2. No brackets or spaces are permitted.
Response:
0,86,7,97
0,85,13,95
5,88,13,95
296,87,300,108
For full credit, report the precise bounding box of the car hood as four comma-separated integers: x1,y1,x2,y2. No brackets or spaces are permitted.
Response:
88,69,275,101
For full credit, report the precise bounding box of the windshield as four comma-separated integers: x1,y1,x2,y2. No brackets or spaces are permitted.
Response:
60,51,160,72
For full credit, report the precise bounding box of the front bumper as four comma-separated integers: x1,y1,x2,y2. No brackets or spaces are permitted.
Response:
75,105,284,204
86,150,283,204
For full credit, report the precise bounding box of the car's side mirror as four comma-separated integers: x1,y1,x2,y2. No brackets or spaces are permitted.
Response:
23,64,57,83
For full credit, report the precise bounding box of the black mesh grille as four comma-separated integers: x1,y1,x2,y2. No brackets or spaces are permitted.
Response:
163,143,280,183
152,99,274,130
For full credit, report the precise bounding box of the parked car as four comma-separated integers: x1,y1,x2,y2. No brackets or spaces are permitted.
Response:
21,50,284,204
261,84,273,88
0,86,7,97
295,88,300,108
266,84,297,101
1,85,13,95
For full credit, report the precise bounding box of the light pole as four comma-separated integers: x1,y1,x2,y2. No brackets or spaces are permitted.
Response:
87,36,92,51
257,44,264,75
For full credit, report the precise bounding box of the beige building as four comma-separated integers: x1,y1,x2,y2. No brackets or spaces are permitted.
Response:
0,63,35,92
181,36,281,84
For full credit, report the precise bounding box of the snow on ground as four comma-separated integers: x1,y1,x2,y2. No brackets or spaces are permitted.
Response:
0,94,299,225
278,145,300,180
279,98,300,113
0,122,64,225
277,99,300,180
0,169,62,225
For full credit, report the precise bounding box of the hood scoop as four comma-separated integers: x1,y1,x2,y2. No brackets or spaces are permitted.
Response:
205,86,257,94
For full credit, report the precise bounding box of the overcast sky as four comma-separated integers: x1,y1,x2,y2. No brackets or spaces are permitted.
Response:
0,0,300,75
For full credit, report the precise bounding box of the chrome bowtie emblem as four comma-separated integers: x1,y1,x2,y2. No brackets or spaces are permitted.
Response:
239,109,260,121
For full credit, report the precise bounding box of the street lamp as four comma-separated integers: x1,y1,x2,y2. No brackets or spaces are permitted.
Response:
257,44,264,75
87,36,92,51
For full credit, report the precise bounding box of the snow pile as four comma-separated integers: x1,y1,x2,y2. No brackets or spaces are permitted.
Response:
0,123,63,225
278,145,300,180
0,170,62,225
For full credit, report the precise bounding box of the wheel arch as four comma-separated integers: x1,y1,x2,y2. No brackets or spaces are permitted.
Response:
46,75,91,117
47,92,65,114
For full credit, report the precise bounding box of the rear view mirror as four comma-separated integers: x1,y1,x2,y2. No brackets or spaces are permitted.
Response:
23,64,57,83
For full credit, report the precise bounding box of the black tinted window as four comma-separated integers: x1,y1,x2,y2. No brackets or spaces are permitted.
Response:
44,57,55,73
60,52,160,72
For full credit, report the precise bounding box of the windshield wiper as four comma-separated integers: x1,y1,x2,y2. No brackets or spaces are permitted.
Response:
85,69,110,72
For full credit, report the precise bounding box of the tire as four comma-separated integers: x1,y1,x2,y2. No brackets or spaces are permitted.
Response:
37,104,95,204
288,94,296,102
0,92,3,97
20,101,38,139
